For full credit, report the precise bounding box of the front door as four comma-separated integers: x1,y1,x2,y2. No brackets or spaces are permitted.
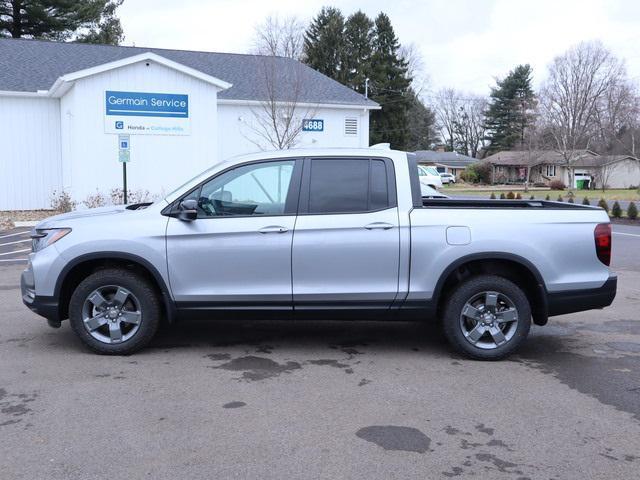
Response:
292,157,400,309
166,159,301,309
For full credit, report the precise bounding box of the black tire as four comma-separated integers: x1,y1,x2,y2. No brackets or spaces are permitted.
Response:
442,275,531,360
69,268,161,355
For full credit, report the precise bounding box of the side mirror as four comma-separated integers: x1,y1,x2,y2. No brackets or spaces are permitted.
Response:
178,199,198,221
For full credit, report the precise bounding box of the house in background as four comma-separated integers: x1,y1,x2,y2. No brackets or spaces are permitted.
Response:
483,150,640,189
413,150,476,178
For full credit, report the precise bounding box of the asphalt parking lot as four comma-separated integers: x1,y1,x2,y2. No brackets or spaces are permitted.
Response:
1,226,639,479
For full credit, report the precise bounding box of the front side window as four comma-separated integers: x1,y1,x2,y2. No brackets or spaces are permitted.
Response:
307,158,392,214
193,160,295,217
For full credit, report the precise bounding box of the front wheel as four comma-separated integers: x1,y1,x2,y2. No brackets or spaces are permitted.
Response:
69,268,161,354
442,275,531,360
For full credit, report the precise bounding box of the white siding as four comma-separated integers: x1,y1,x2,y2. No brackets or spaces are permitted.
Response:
59,60,220,203
0,97,61,210
217,103,370,161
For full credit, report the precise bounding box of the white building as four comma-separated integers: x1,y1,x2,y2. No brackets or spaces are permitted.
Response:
0,39,378,210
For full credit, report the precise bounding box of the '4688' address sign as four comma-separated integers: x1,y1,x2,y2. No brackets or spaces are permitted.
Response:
302,119,324,132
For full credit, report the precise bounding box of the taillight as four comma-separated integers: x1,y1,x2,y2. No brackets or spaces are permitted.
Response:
594,223,611,266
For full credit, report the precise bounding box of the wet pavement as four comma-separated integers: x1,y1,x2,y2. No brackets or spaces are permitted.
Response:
1,233,639,479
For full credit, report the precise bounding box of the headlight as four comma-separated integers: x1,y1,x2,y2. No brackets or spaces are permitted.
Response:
31,228,72,252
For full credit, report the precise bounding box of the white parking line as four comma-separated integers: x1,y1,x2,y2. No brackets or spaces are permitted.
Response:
0,258,28,263
0,248,30,257
613,232,640,238
0,238,31,247
0,230,30,240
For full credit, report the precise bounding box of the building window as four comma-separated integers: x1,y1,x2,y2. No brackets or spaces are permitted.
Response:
545,165,556,177
344,117,358,136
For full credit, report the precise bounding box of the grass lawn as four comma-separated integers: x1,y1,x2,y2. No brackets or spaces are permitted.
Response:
446,186,640,201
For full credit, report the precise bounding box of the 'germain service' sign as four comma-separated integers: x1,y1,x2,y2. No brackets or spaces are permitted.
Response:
104,91,190,135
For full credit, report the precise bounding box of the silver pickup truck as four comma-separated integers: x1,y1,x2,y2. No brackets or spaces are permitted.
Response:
21,148,616,359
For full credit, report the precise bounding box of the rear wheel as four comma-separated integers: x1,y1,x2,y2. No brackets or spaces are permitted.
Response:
442,275,531,360
69,268,161,354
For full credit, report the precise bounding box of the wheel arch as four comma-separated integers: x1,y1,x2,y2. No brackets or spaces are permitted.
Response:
432,252,548,326
55,252,176,323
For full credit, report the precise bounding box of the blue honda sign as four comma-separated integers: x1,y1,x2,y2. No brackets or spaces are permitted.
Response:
104,90,190,135
105,91,189,118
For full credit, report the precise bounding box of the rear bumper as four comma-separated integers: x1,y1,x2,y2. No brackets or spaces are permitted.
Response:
21,267,61,324
547,274,617,317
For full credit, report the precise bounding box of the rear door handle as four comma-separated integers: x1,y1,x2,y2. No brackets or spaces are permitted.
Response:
258,225,289,234
364,222,394,230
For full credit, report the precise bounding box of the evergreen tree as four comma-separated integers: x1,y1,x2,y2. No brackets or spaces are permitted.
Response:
405,90,437,150
303,7,345,82
76,0,123,45
368,13,412,149
342,10,373,93
484,64,535,153
0,0,122,42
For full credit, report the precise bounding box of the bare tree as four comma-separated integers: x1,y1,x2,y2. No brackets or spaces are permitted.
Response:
433,88,487,157
399,43,429,95
539,41,627,188
251,15,305,60
242,57,318,150
592,78,640,156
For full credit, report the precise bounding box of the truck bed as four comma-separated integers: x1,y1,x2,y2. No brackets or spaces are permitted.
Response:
421,198,597,209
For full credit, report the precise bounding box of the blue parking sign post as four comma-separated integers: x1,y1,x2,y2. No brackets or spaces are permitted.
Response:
118,135,130,204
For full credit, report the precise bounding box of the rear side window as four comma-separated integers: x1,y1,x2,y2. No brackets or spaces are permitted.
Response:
306,158,394,214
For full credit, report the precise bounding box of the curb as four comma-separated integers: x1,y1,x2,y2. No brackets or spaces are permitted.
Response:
14,221,38,228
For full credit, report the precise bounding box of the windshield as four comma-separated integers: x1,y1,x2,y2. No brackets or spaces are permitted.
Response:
418,165,439,177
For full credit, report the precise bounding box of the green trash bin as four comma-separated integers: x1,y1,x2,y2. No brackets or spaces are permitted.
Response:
576,179,586,190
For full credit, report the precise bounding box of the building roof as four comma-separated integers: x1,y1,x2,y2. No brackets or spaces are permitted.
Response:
0,38,377,107
483,150,600,166
412,150,476,168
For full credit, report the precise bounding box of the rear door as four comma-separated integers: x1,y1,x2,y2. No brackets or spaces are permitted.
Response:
292,157,400,309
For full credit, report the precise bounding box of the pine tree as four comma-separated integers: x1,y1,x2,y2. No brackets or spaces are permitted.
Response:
484,64,535,153
342,10,373,93
0,0,122,43
76,0,124,45
303,7,345,82
368,13,412,149
405,90,437,150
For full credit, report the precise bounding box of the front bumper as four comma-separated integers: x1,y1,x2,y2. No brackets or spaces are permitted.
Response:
547,274,617,317
21,265,61,326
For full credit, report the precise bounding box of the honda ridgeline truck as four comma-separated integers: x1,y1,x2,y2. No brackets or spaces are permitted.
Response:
21,148,617,359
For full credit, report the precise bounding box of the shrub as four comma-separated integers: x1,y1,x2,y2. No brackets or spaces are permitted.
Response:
628,202,638,220
545,194,550,201
489,192,496,199
529,195,535,200
109,188,150,205
557,195,563,202
598,198,609,212
582,197,590,205
83,190,107,209
515,193,522,199
461,162,492,184
499,193,506,199
506,191,515,199
549,180,566,190
611,201,622,218
568,197,574,203
50,190,76,213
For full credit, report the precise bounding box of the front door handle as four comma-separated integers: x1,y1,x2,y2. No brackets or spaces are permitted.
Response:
258,225,289,234
364,222,394,230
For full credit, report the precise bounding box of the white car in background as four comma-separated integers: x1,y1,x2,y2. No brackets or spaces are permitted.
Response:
417,165,443,189
440,172,456,184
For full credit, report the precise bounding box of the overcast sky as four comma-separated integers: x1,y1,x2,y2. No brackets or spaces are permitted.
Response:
119,0,640,96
